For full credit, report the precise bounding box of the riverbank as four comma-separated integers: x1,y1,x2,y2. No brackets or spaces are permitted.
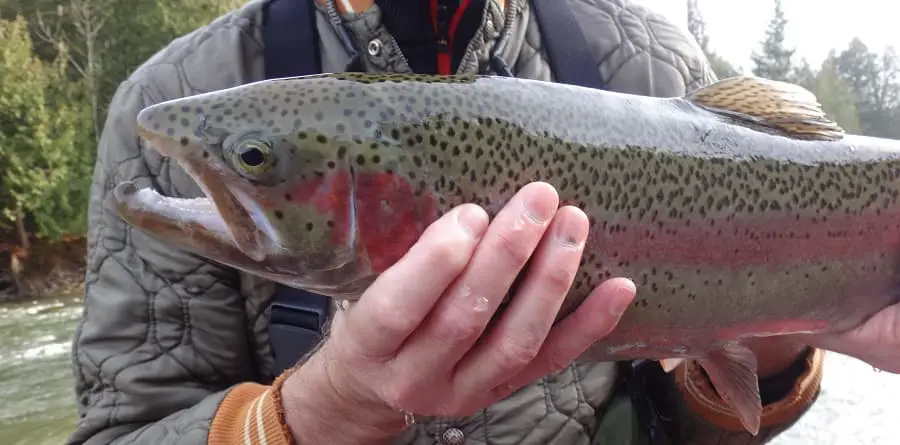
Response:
0,236,86,303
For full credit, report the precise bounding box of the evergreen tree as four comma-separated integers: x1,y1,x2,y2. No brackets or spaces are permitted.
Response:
750,0,796,81
0,16,85,246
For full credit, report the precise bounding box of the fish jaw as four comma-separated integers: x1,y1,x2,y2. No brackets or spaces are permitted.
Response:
112,181,263,264
132,118,269,263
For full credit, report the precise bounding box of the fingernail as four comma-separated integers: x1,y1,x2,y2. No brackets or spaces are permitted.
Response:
523,191,554,224
555,215,586,248
456,204,488,237
609,281,637,316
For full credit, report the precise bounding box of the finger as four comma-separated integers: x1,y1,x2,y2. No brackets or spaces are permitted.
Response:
341,204,489,360
491,277,636,398
396,182,559,370
452,206,588,395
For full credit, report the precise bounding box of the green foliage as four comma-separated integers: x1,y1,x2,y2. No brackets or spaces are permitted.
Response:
813,60,862,134
750,0,797,82
97,0,242,122
827,40,900,138
0,16,89,240
0,0,239,246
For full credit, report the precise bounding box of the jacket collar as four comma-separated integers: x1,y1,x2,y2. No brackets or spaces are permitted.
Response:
316,0,522,75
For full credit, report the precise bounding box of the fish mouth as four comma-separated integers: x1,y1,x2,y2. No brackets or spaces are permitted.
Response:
121,127,269,263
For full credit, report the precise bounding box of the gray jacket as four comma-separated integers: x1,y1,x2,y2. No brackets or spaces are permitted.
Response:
67,0,809,444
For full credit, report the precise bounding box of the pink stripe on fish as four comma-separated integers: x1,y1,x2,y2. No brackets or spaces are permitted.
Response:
585,211,900,266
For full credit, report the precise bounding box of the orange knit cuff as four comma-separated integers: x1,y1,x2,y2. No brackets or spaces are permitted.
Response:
675,347,825,432
209,369,299,445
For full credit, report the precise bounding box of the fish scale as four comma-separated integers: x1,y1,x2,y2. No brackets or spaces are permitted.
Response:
114,73,900,434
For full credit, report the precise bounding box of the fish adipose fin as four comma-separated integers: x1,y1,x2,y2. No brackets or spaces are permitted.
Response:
696,342,762,436
685,75,845,142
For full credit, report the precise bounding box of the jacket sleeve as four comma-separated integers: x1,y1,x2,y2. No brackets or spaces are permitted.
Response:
584,2,825,443
67,74,272,444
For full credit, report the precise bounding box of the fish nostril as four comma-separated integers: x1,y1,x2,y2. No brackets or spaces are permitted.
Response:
113,181,140,203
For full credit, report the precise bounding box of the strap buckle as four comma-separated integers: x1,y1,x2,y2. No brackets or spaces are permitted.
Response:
268,289,330,374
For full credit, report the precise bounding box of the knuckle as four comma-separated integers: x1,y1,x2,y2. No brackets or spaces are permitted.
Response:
495,337,541,369
493,231,535,266
542,262,578,291
369,297,419,337
434,310,484,344
425,235,471,270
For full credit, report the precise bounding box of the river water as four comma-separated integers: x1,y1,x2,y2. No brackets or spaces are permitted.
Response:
0,296,897,445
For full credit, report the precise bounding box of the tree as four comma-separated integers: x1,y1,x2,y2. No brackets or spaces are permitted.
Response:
750,0,796,82
686,0,740,79
34,0,114,142
829,39,900,138
687,0,709,54
792,58,816,91
0,16,87,248
813,60,862,134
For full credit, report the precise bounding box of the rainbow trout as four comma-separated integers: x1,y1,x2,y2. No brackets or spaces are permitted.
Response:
113,73,900,434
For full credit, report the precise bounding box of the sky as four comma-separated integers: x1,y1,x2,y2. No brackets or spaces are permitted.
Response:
631,0,899,72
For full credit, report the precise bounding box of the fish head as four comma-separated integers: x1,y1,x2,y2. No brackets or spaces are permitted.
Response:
117,76,387,298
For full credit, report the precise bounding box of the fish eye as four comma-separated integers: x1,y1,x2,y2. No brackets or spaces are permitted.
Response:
233,140,274,174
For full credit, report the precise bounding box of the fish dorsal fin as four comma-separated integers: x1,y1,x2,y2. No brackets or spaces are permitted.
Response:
685,76,845,141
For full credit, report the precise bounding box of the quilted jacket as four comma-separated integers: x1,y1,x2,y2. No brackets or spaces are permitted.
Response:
67,1,822,444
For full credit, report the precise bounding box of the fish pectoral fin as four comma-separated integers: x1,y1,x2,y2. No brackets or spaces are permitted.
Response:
696,343,762,436
684,76,844,141
658,358,686,373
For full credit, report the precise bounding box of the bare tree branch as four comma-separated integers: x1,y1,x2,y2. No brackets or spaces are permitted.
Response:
32,0,115,140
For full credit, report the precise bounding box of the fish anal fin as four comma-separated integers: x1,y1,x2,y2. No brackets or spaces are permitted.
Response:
659,358,686,373
685,76,845,142
697,343,762,436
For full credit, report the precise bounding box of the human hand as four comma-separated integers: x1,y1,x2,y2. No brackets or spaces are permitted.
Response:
800,303,900,373
280,182,636,444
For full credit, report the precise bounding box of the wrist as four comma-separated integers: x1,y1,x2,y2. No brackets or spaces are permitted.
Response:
280,347,406,444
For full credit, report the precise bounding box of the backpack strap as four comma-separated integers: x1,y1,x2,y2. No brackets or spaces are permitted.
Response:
264,0,322,79
530,0,607,90
262,0,331,376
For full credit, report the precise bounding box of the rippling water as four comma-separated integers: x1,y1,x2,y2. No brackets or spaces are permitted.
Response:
0,296,897,444
0,296,81,445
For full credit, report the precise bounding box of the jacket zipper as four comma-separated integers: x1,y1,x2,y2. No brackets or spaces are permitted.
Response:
431,0,472,75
